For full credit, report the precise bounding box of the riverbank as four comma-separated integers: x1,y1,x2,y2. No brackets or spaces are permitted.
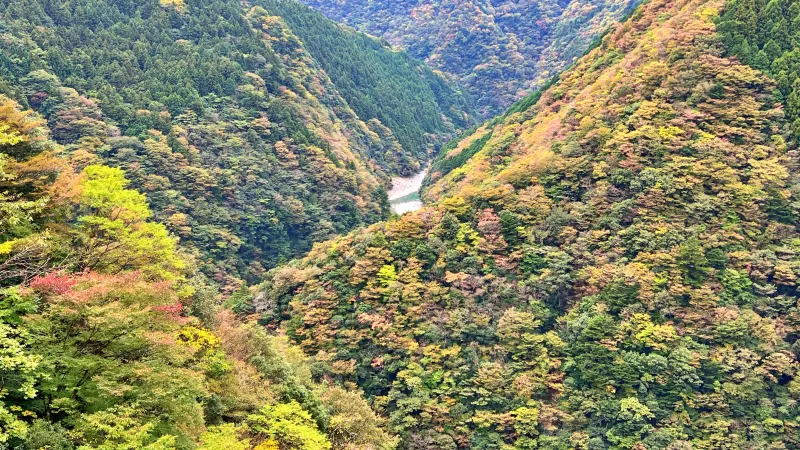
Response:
388,166,428,214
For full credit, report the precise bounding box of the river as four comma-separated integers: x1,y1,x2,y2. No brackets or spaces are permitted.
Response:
388,166,428,215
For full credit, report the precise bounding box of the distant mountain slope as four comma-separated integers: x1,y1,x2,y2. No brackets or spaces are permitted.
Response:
255,0,800,447
257,0,474,169
300,0,640,116
0,0,471,283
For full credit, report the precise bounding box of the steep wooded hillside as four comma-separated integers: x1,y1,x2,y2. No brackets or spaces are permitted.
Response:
257,0,474,167
255,0,800,447
718,0,800,139
0,0,471,284
0,97,396,449
300,0,640,116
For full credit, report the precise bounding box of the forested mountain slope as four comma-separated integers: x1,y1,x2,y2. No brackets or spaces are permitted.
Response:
0,0,471,284
256,0,800,447
0,97,397,448
256,0,474,166
300,0,640,116
718,0,800,139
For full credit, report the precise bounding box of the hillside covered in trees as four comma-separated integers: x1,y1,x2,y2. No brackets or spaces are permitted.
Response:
0,0,472,284
5,0,800,447
0,96,398,448
256,0,474,165
299,0,640,116
254,0,800,447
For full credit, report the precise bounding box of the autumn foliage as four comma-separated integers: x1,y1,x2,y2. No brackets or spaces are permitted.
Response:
255,0,800,446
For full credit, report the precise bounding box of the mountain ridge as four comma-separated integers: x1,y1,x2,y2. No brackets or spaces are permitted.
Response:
299,0,641,116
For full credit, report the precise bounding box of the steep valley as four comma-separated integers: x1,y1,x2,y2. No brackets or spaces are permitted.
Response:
3,0,800,448
0,0,473,284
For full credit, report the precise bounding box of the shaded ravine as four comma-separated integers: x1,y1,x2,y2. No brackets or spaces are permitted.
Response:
388,165,428,214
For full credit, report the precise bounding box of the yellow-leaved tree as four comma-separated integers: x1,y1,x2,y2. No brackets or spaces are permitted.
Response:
74,165,184,279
